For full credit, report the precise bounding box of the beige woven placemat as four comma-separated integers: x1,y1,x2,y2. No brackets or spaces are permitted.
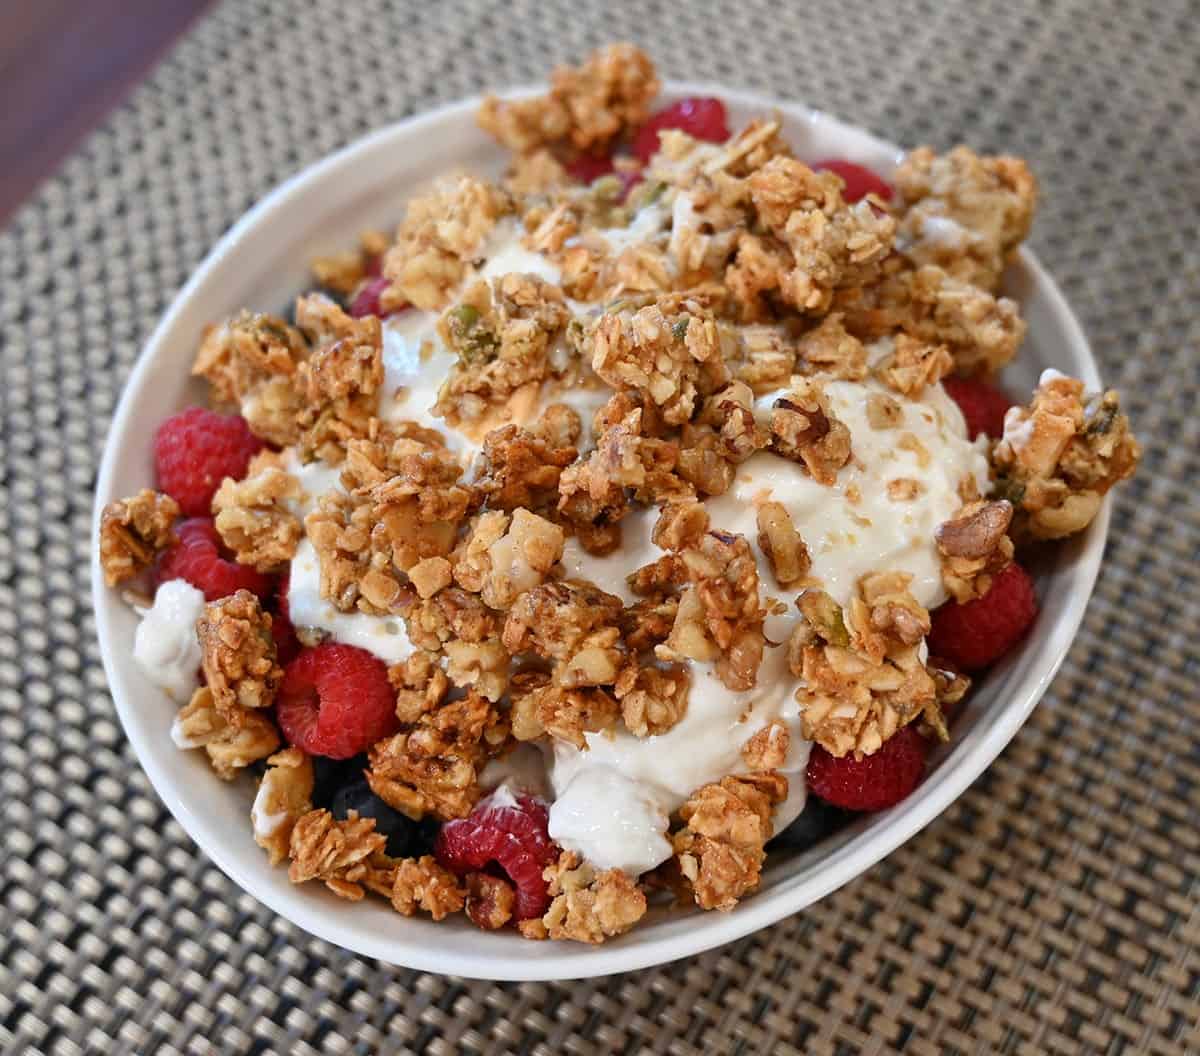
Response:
2,0,1197,1052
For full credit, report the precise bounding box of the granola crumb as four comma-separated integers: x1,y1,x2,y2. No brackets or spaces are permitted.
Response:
287,809,391,901
212,461,302,572
936,499,1015,602
465,872,516,930
174,686,280,780
253,747,314,866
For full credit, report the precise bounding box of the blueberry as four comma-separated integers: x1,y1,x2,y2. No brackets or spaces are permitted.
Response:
769,796,854,852
310,753,368,811
330,776,440,859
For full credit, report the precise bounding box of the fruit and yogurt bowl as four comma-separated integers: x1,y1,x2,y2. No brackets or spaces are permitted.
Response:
96,44,1140,949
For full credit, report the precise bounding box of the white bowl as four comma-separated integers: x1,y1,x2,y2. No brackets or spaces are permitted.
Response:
92,82,1109,980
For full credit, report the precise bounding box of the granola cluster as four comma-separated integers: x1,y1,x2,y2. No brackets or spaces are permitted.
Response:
992,372,1140,539
99,44,1143,946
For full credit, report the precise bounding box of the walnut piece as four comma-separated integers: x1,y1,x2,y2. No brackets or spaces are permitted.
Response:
756,501,811,588
454,507,565,611
477,43,659,157
197,589,283,713
992,373,1140,540
474,422,577,513
212,461,302,571
672,772,786,911
614,662,690,737
174,686,280,780
509,669,620,749
875,333,953,397
391,856,466,920
287,809,392,901
99,489,179,586
769,380,852,486
541,852,647,943
936,499,1015,602
253,748,315,866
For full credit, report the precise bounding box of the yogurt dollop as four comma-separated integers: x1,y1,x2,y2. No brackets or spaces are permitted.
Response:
133,579,206,700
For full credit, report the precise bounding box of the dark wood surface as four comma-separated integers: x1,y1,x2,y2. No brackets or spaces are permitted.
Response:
0,0,214,226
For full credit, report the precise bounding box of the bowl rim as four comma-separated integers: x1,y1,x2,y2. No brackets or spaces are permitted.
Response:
91,80,1110,980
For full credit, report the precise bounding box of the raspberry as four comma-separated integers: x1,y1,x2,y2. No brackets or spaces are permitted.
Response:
270,573,301,666
928,562,1038,671
276,644,400,759
805,726,928,811
942,375,1015,440
156,518,272,601
349,276,407,319
435,790,559,920
811,159,894,203
633,97,730,163
154,407,264,517
566,153,616,184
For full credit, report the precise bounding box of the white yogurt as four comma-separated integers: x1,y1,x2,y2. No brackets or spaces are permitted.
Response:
251,778,290,839
287,539,414,664
548,765,672,875
133,579,206,700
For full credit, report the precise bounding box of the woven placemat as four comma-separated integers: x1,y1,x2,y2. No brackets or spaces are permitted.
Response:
2,0,1197,1052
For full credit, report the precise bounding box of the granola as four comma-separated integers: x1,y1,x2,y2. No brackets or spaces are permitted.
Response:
99,489,179,586
101,44,1143,944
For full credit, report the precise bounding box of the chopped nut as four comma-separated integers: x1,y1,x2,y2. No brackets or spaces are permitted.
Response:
174,686,280,780
756,501,811,587
288,809,391,900
391,856,466,920
212,463,302,571
541,851,647,943
672,773,786,911
455,507,565,610
652,500,711,552
389,650,451,724
769,380,852,485
444,639,510,702
253,748,315,866
936,499,1015,602
197,589,283,713
99,489,179,586
993,374,1140,540
408,556,453,600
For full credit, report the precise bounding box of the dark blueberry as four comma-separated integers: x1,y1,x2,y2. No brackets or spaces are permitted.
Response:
310,753,368,811
330,777,440,858
768,796,854,852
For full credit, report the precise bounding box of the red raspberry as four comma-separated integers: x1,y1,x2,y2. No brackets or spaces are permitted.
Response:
806,726,928,811
156,518,272,601
270,573,301,666
634,97,730,163
276,644,399,759
942,375,1015,440
154,407,264,517
435,791,559,920
811,159,894,203
929,562,1039,672
566,153,616,184
349,276,408,319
